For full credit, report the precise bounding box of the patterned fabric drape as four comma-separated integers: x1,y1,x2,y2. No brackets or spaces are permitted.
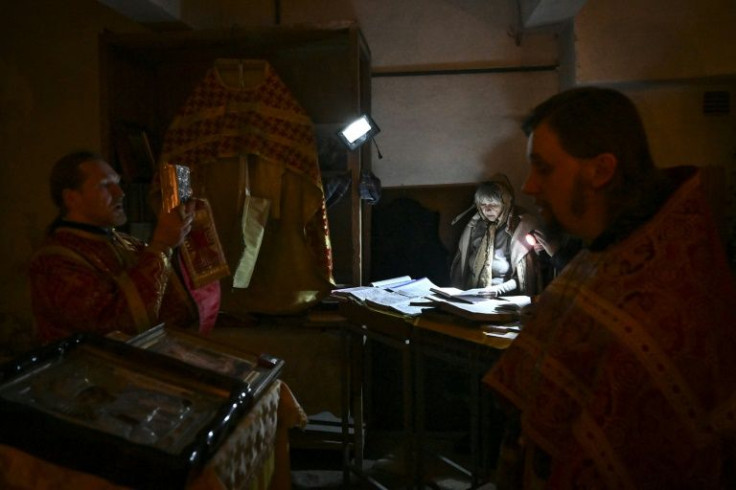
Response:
160,60,333,314
29,227,199,342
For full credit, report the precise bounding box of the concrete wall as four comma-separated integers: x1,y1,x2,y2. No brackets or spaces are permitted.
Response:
357,0,558,198
575,0,736,83
572,0,736,170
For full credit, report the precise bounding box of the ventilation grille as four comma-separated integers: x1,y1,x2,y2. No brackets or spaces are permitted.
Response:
703,91,731,115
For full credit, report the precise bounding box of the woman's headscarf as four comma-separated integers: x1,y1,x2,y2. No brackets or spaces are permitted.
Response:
474,173,515,228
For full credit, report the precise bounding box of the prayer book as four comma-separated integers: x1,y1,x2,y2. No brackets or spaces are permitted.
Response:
159,162,230,288
331,276,438,317
433,298,520,323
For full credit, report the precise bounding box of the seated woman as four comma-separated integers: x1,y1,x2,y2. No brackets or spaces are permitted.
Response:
450,174,545,297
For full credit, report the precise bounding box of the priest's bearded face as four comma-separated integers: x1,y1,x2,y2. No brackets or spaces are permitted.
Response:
522,121,589,237
65,159,127,228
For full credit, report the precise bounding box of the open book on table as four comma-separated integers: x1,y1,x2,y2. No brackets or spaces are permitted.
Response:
429,286,530,306
431,297,525,323
331,277,531,322
330,276,439,317
430,287,493,304
427,290,532,323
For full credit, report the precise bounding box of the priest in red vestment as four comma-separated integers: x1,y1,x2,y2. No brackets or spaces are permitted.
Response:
29,150,220,343
484,88,736,489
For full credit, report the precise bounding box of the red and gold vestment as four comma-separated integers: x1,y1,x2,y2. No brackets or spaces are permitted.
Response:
484,169,736,489
29,224,216,342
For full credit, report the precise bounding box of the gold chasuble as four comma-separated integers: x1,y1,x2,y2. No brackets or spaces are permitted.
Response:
160,59,334,315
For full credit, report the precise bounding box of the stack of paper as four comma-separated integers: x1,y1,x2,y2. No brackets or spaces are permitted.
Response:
332,276,531,323
428,293,531,323
331,276,438,317
431,298,519,323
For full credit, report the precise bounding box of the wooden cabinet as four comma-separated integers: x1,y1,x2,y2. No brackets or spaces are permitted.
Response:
99,23,372,286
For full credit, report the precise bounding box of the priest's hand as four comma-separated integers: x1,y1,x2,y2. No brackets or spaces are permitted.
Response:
150,200,195,250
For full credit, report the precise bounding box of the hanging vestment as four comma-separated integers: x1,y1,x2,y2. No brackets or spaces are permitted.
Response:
483,168,736,489
160,59,334,315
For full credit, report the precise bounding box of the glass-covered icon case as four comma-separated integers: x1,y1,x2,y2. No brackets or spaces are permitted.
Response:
0,333,252,489
128,324,284,401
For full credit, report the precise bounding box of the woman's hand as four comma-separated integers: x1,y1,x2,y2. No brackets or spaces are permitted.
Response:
465,287,500,298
